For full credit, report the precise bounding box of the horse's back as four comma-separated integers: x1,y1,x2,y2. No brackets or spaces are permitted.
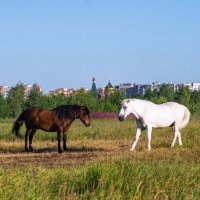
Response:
143,101,188,128
24,107,54,131
161,102,190,127
162,102,186,116
25,107,51,119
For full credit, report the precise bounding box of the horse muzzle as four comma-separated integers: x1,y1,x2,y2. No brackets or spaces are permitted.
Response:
118,115,124,121
84,122,91,127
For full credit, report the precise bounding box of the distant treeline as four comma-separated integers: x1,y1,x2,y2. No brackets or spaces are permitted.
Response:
0,82,200,118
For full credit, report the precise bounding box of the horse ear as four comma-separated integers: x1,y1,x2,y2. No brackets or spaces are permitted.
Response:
80,106,89,114
81,106,86,111
80,106,88,113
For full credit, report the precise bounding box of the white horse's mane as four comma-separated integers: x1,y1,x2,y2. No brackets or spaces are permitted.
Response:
122,98,156,105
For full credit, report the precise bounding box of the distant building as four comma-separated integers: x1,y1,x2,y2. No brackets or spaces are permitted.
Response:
96,80,116,100
126,84,151,97
0,85,10,98
165,82,177,91
118,83,136,92
97,87,106,100
23,84,42,98
182,82,200,91
1,84,42,99
49,88,77,97
23,84,32,98
151,81,161,91
105,80,115,98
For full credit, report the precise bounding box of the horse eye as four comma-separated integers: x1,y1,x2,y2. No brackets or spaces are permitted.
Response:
123,106,127,110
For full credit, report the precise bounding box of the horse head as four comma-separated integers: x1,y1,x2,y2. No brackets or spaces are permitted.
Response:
118,99,132,121
79,106,91,127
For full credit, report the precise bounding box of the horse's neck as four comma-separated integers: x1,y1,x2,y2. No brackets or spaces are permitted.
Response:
74,106,81,119
130,100,145,119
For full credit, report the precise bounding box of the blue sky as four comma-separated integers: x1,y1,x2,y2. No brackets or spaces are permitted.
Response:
0,1,199,92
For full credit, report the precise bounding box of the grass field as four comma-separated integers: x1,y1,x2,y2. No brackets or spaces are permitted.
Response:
0,117,199,199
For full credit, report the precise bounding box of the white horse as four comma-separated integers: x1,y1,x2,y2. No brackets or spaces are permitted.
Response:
118,98,190,151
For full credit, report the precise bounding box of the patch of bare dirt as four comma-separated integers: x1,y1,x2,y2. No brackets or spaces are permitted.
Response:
0,139,199,168
0,140,128,168
0,151,96,168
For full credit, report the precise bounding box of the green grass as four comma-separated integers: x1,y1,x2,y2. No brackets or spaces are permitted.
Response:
0,160,199,200
0,117,199,199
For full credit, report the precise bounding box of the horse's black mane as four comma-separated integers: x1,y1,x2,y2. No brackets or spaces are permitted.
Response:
51,104,89,119
52,104,80,112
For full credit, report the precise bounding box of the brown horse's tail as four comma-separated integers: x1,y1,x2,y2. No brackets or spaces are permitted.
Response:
12,109,28,136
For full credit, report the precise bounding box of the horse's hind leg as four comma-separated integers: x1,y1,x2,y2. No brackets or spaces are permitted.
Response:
171,126,182,147
29,129,37,152
177,129,182,146
147,125,152,151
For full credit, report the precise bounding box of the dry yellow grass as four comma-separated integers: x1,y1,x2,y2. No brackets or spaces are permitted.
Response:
0,138,199,168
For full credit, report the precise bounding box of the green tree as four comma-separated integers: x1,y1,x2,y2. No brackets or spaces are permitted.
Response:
69,89,98,112
153,96,168,104
144,88,159,102
0,94,10,118
159,84,175,102
144,88,152,100
107,90,126,112
175,86,190,105
40,93,68,110
25,83,42,108
190,90,200,104
39,95,53,109
101,100,116,112
152,89,159,99
188,90,200,114
7,82,25,117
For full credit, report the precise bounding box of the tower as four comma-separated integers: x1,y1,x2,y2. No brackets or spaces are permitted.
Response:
105,80,114,98
91,77,97,96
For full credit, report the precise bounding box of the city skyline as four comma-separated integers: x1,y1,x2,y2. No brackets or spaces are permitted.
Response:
1,79,200,95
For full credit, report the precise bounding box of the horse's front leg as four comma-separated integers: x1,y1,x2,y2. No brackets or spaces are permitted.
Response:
57,130,63,153
130,127,142,151
147,125,152,151
130,120,143,151
63,132,68,151
29,129,37,152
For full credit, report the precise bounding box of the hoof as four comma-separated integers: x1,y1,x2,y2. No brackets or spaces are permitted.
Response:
29,146,34,152
25,147,29,152
63,148,69,152
58,149,63,154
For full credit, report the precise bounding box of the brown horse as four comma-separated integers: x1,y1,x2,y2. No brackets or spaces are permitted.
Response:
12,105,91,153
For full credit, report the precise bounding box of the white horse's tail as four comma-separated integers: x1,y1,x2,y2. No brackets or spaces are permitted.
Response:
179,106,190,130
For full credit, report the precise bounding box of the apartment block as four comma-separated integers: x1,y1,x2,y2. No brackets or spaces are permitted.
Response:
0,85,10,98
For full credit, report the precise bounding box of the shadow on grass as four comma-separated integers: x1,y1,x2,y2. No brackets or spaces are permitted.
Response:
0,146,106,154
